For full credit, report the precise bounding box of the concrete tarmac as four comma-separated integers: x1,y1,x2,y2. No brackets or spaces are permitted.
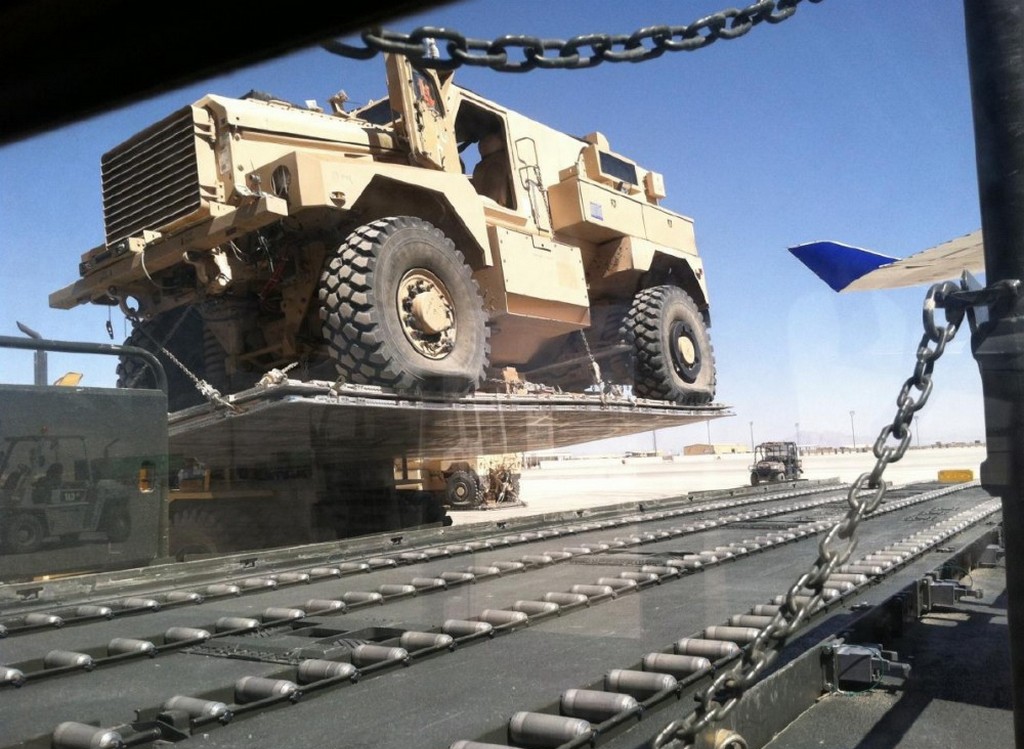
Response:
453,445,987,525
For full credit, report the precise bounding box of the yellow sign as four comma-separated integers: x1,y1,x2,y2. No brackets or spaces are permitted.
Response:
938,469,975,483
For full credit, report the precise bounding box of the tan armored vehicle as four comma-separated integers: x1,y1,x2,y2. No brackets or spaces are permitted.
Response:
395,452,524,509
51,55,715,410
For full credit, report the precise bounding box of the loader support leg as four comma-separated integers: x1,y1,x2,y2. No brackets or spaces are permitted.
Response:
965,3,1024,746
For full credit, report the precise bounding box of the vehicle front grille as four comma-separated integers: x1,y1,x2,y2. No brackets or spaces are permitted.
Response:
101,106,202,246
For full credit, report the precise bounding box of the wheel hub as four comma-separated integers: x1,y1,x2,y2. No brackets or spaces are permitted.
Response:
669,320,701,383
398,269,456,359
675,334,697,367
410,290,450,334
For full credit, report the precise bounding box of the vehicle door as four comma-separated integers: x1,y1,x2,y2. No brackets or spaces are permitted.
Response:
385,53,461,172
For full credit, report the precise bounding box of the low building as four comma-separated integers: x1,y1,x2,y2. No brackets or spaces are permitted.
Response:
683,443,749,456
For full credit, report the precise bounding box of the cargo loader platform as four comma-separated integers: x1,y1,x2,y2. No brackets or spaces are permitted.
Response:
168,379,733,462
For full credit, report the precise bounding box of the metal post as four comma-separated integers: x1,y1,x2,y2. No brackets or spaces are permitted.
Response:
795,421,800,447
0,335,168,395
964,2,1024,746
749,421,754,452
16,321,47,386
849,410,856,450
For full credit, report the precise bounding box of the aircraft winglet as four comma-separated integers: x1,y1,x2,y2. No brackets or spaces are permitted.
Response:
788,241,898,292
789,231,985,292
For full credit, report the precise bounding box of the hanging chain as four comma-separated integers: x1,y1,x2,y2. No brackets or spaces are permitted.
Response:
577,329,605,392
130,316,239,412
651,280,965,748
323,0,824,72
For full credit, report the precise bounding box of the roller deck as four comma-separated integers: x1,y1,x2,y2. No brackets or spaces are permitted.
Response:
0,479,1007,749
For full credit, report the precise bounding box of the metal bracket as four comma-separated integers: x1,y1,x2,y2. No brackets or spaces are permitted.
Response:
920,574,984,610
943,272,1022,334
979,543,1005,568
823,643,911,692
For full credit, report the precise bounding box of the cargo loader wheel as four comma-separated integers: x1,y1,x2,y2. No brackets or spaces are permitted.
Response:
169,507,257,560
4,512,46,554
319,216,489,397
622,285,716,405
446,470,484,508
101,500,131,543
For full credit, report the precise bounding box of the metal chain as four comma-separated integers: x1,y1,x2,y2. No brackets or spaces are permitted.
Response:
122,310,189,390
131,318,239,412
651,281,965,749
577,329,604,391
322,0,824,72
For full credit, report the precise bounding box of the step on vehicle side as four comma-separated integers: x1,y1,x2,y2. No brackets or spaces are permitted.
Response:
50,54,716,410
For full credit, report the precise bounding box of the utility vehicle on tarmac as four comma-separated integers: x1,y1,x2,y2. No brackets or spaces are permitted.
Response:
0,435,135,554
50,54,716,411
750,441,802,485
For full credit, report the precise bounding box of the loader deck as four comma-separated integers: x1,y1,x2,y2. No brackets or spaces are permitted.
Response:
167,379,731,462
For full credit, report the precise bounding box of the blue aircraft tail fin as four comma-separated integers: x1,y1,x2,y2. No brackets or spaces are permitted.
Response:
788,241,897,292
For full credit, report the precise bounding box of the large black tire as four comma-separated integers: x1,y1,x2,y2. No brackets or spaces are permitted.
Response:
117,310,206,411
540,303,631,391
318,217,489,397
201,324,229,395
622,285,716,405
446,470,483,508
4,512,46,554
504,473,522,504
169,507,256,560
591,303,633,385
200,324,263,396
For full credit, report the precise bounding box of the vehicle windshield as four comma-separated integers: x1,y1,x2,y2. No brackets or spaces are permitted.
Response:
0,3,1009,749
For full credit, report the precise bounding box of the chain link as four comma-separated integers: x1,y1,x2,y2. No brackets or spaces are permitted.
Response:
651,280,965,748
576,329,604,392
130,317,240,412
322,0,824,72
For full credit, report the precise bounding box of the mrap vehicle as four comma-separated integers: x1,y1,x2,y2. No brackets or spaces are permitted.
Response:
49,54,715,412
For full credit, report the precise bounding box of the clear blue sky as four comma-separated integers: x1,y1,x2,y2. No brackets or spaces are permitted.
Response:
0,1,985,451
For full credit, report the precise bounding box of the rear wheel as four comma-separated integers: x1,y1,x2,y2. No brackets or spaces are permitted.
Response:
101,501,131,542
446,470,483,508
774,472,786,483
319,216,489,397
501,473,522,504
623,285,715,405
4,512,46,554
169,507,257,560
117,310,206,411
541,303,631,391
